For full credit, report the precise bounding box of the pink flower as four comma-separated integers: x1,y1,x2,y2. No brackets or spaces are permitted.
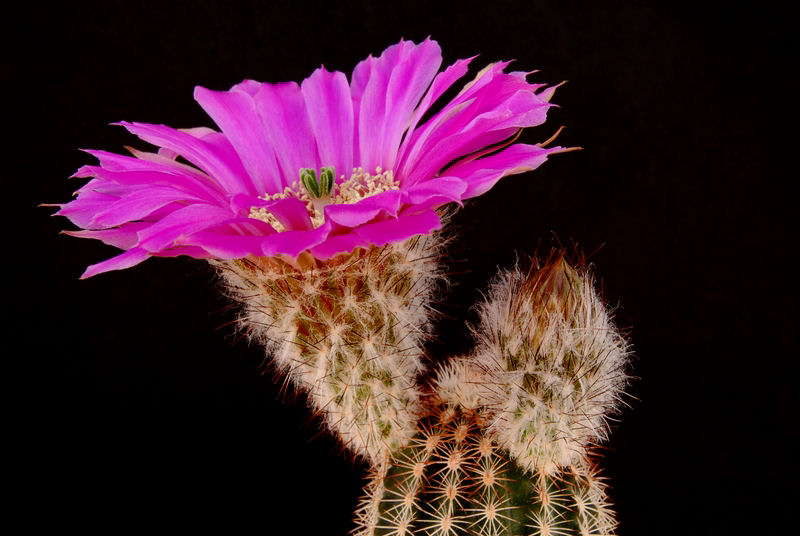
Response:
57,38,564,278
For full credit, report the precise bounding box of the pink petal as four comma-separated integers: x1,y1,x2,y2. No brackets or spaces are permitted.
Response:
353,209,442,246
78,164,224,205
135,204,236,252
57,190,121,229
252,82,319,185
117,122,253,195
445,143,562,198
88,187,206,228
309,233,368,259
63,222,150,249
395,56,474,174
354,39,442,172
323,189,403,227
194,85,283,195
259,221,333,258
80,247,150,279
263,197,314,231
185,231,275,259
301,67,354,178
402,177,468,206
398,64,554,185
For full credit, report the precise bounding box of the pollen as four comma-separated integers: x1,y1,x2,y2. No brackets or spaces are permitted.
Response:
249,166,399,231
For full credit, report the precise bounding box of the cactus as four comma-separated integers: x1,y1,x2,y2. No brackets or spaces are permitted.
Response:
353,400,615,536
218,245,629,535
213,232,447,463
54,37,632,535
348,253,628,535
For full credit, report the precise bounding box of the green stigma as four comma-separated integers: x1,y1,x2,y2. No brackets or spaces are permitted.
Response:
300,166,335,199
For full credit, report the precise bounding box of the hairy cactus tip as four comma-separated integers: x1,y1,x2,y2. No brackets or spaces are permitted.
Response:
354,254,630,536
53,37,568,466
469,253,631,476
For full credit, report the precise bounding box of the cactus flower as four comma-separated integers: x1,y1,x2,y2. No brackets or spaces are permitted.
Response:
56,38,563,278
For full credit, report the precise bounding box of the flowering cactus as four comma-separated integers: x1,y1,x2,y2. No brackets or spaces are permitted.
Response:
54,38,630,535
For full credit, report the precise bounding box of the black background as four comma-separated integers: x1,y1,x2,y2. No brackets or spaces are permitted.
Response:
8,1,796,533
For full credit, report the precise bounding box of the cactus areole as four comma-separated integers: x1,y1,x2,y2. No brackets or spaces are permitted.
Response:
54,38,631,535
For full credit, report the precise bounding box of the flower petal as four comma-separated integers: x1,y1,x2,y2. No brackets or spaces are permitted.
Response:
445,143,562,198
402,177,468,207
353,209,442,246
80,247,150,279
63,223,150,250
395,56,474,176
117,121,253,195
353,39,442,172
252,82,319,185
301,67,354,179
263,197,315,231
259,221,332,258
323,189,404,227
135,204,236,252
309,233,369,260
194,85,284,195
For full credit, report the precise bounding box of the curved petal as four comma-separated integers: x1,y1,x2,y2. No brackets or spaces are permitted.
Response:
63,222,150,250
402,176,467,207
323,189,404,227
259,221,332,258
445,143,562,198
301,67,354,178
395,56,474,176
135,204,236,252
80,247,150,279
352,209,442,246
194,85,283,195
263,197,315,231
117,122,253,195
252,82,320,185
353,39,442,172
309,233,369,260
89,187,206,228
77,165,224,205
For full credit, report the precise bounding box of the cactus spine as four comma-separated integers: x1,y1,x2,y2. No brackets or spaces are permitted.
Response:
354,401,615,536
353,254,628,535
468,255,629,475
217,238,629,535
214,233,445,463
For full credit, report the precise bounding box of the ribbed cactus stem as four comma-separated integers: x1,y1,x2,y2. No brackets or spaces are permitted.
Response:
354,401,617,536
213,233,445,462
470,254,630,475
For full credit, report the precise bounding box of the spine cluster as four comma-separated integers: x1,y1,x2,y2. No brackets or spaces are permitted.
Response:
464,255,630,475
214,233,445,463
354,401,616,536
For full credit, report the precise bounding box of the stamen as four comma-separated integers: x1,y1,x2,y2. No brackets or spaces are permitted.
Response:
249,166,399,231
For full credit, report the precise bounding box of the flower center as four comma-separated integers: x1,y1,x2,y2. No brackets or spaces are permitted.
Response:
249,166,399,231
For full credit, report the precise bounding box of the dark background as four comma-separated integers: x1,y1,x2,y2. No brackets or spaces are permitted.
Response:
8,1,795,533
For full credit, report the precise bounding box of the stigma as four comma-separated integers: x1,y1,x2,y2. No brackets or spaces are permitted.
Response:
249,166,399,231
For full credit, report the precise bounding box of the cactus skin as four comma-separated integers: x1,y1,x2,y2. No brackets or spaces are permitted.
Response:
354,401,616,536
213,233,445,463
